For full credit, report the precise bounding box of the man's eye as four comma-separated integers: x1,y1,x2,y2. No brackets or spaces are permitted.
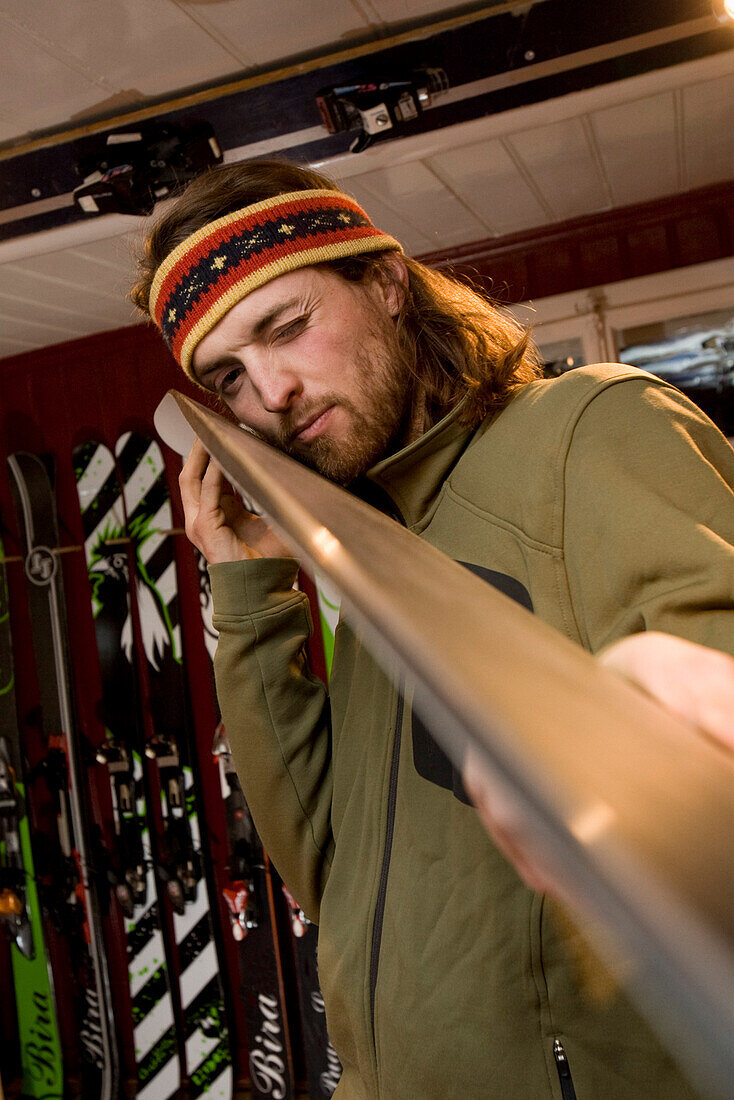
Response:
219,367,243,393
275,317,307,342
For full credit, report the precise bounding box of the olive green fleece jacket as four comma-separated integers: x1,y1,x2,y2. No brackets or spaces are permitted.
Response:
209,365,734,1099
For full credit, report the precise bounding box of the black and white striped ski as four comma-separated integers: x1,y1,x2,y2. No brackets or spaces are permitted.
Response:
73,440,181,1100
114,431,233,1099
7,452,118,1100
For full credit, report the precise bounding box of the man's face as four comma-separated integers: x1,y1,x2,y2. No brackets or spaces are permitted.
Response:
191,265,412,484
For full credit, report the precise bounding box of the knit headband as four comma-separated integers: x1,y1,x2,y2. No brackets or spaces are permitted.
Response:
149,188,403,378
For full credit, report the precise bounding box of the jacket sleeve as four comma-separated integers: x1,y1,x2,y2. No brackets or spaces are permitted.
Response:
562,375,734,656
209,556,333,922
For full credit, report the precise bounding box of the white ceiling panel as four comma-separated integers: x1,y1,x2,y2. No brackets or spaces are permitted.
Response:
349,160,488,249
0,335,37,357
336,176,435,254
0,0,242,125
0,306,94,343
682,71,734,190
367,0,483,18
0,284,133,326
505,117,611,222
10,249,132,291
590,92,680,206
176,0,374,73
71,234,141,294
427,138,550,237
0,264,137,323
68,248,138,307
0,20,103,143
69,235,134,267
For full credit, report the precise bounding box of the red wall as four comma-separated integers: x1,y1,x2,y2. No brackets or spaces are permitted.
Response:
0,324,252,1087
421,180,734,304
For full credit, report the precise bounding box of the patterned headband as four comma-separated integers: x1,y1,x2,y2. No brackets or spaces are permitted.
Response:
149,188,402,378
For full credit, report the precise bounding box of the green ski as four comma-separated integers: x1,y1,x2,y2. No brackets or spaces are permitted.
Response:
0,531,63,1100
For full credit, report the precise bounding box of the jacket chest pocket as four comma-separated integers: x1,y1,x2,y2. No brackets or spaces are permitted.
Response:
411,561,533,802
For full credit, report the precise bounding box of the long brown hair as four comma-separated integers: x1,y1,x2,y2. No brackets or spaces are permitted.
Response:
131,160,542,426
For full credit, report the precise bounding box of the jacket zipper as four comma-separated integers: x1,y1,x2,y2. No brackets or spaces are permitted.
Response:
553,1039,577,1100
369,689,404,1040
362,486,407,1076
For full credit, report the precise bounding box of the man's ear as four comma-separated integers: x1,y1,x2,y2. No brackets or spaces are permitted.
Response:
374,253,409,316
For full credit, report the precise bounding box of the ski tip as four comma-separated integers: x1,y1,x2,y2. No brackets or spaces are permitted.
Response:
153,392,197,458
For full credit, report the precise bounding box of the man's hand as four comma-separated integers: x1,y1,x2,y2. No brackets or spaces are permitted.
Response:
463,752,558,895
463,630,734,895
179,439,295,563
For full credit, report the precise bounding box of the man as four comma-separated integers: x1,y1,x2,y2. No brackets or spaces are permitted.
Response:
133,159,734,1098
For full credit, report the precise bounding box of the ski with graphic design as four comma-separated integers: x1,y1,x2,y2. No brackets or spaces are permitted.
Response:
199,552,297,1099
280,570,342,1098
0,531,64,1100
73,439,182,1099
114,431,233,1098
312,573,340,683
7,452,118,1100
213,730,297,1100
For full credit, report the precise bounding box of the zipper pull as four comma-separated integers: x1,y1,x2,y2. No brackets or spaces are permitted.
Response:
553,1039,577,1099
553,1039,570,1076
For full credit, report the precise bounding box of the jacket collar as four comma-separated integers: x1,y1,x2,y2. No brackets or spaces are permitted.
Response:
356,400,476,529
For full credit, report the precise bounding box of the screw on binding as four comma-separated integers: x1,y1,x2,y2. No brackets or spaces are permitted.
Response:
223,880,257,940
0,882,33,957
161,857,198,914
157,817,199,914
282,884,311,938
0,887,22,915
96,741,147,912
0,741,33,956
145,737,184,812
32,739,69,794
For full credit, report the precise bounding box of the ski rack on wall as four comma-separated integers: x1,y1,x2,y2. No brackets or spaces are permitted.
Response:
0,0,730,242
159,389,734,1099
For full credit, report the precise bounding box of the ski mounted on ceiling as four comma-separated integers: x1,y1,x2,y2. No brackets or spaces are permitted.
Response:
1,0,730,241
161,388,734,1100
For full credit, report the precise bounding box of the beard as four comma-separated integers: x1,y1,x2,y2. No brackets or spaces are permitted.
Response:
264,316,413,485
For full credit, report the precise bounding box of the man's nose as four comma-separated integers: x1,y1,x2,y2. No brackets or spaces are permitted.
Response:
251,359,302,412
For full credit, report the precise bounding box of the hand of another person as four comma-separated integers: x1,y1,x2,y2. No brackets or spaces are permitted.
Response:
463,630,734,895
598,630,734,753
179,439,295,563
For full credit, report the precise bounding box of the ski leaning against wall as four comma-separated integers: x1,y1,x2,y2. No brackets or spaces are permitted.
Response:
113,431,234,1098
198,497,343,1099
199,551,298,1100
7,452,119,1100
73,439,182,1100
0,529,64,1100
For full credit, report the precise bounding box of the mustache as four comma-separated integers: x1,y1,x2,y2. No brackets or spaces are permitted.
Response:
270,397,346,449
